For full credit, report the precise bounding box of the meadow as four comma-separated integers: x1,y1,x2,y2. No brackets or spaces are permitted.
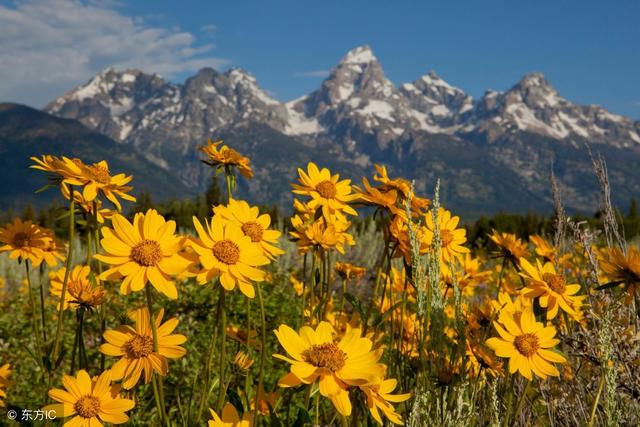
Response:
0,140,638,426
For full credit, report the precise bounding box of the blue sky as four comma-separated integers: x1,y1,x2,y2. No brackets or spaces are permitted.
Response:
1,0,639,117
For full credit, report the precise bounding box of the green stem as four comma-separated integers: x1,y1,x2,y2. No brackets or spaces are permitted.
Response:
301,253,308,327
70,310,80,374
588,373,605,427
145,284,168,425
25,261,45,372
246,297,251,349
224,167,233,202
196,281,222,424
52,186,75,364
92,201,106,371
309,252,317,323
252,284,267,426
216,287,228,411
38,264,48,344
78,308,87,370
510,379,531,427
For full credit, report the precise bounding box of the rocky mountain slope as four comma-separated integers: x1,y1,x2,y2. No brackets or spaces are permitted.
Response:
0,103,192,210
42,46,640,215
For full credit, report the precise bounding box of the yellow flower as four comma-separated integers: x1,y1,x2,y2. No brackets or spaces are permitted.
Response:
61,184,114,223
226,325,260,347
354,177,402,216
31,156,136,211
251,387,280,416
465,340,504,378
0,218,49,265
274,321,385,416
213,199,284,259
372,164,412,198
424,207,470,262
100,307,186,389
598,246,640,299
289,274,305,296
489,230,528,266
389,214,430,261
360,378,410,425
486,308,566,380
0,363,10,408
292,162,358,218
335,262,366,281
49,265,105,310
519,258,582,319
40,230,66,267
43,369,135,425
234,351,254,372
441,253,490,297
95,209,189,299
290,215,355,255
191,215,270,298
199,139,253,179
357,164,430,217
208,403,253,426
492,292,532,326
529,235,555,261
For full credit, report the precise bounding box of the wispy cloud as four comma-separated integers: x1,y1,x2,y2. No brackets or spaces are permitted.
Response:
295,70,331,78
0,0,228,107
200,23,217,37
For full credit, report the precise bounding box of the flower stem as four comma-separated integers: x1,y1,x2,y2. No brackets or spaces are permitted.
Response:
145,284,168,425
215,287,228,411
224,167,233,202
52,186,75,365
25,261,44,372
92,201,106,371
77,308,87,370
38,264,48,344
252,284,267,426
510,379,531,427
588,373,605,427
196,281,222,424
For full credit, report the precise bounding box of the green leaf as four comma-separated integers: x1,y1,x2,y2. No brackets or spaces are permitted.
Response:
34,183,55,194
227,388,244,416
344,292,365,319
373,301,403,327
595,280,625,291
291,407,312,427
268,402,283,427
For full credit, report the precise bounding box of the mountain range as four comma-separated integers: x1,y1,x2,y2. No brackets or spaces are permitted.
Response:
3,45,639,216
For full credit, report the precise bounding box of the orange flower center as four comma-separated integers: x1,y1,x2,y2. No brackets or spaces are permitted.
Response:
242,221,264,242
130,239,162,266
301,343,347,372
316,180,337,199
440,229,453,247
74,395,101,418
12,231,31,248
514,333,540,357
542,273,566,293
124,334,154,358
86,165,111,184
213,240,240,264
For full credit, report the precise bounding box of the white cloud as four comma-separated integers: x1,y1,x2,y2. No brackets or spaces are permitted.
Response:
295,70,331,78
0,0,228,107
200,24,217,37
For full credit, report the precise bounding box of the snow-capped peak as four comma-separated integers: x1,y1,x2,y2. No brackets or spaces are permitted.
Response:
419,71,459,92
225,68,280,106
340,45,377,65
518,72,550,89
